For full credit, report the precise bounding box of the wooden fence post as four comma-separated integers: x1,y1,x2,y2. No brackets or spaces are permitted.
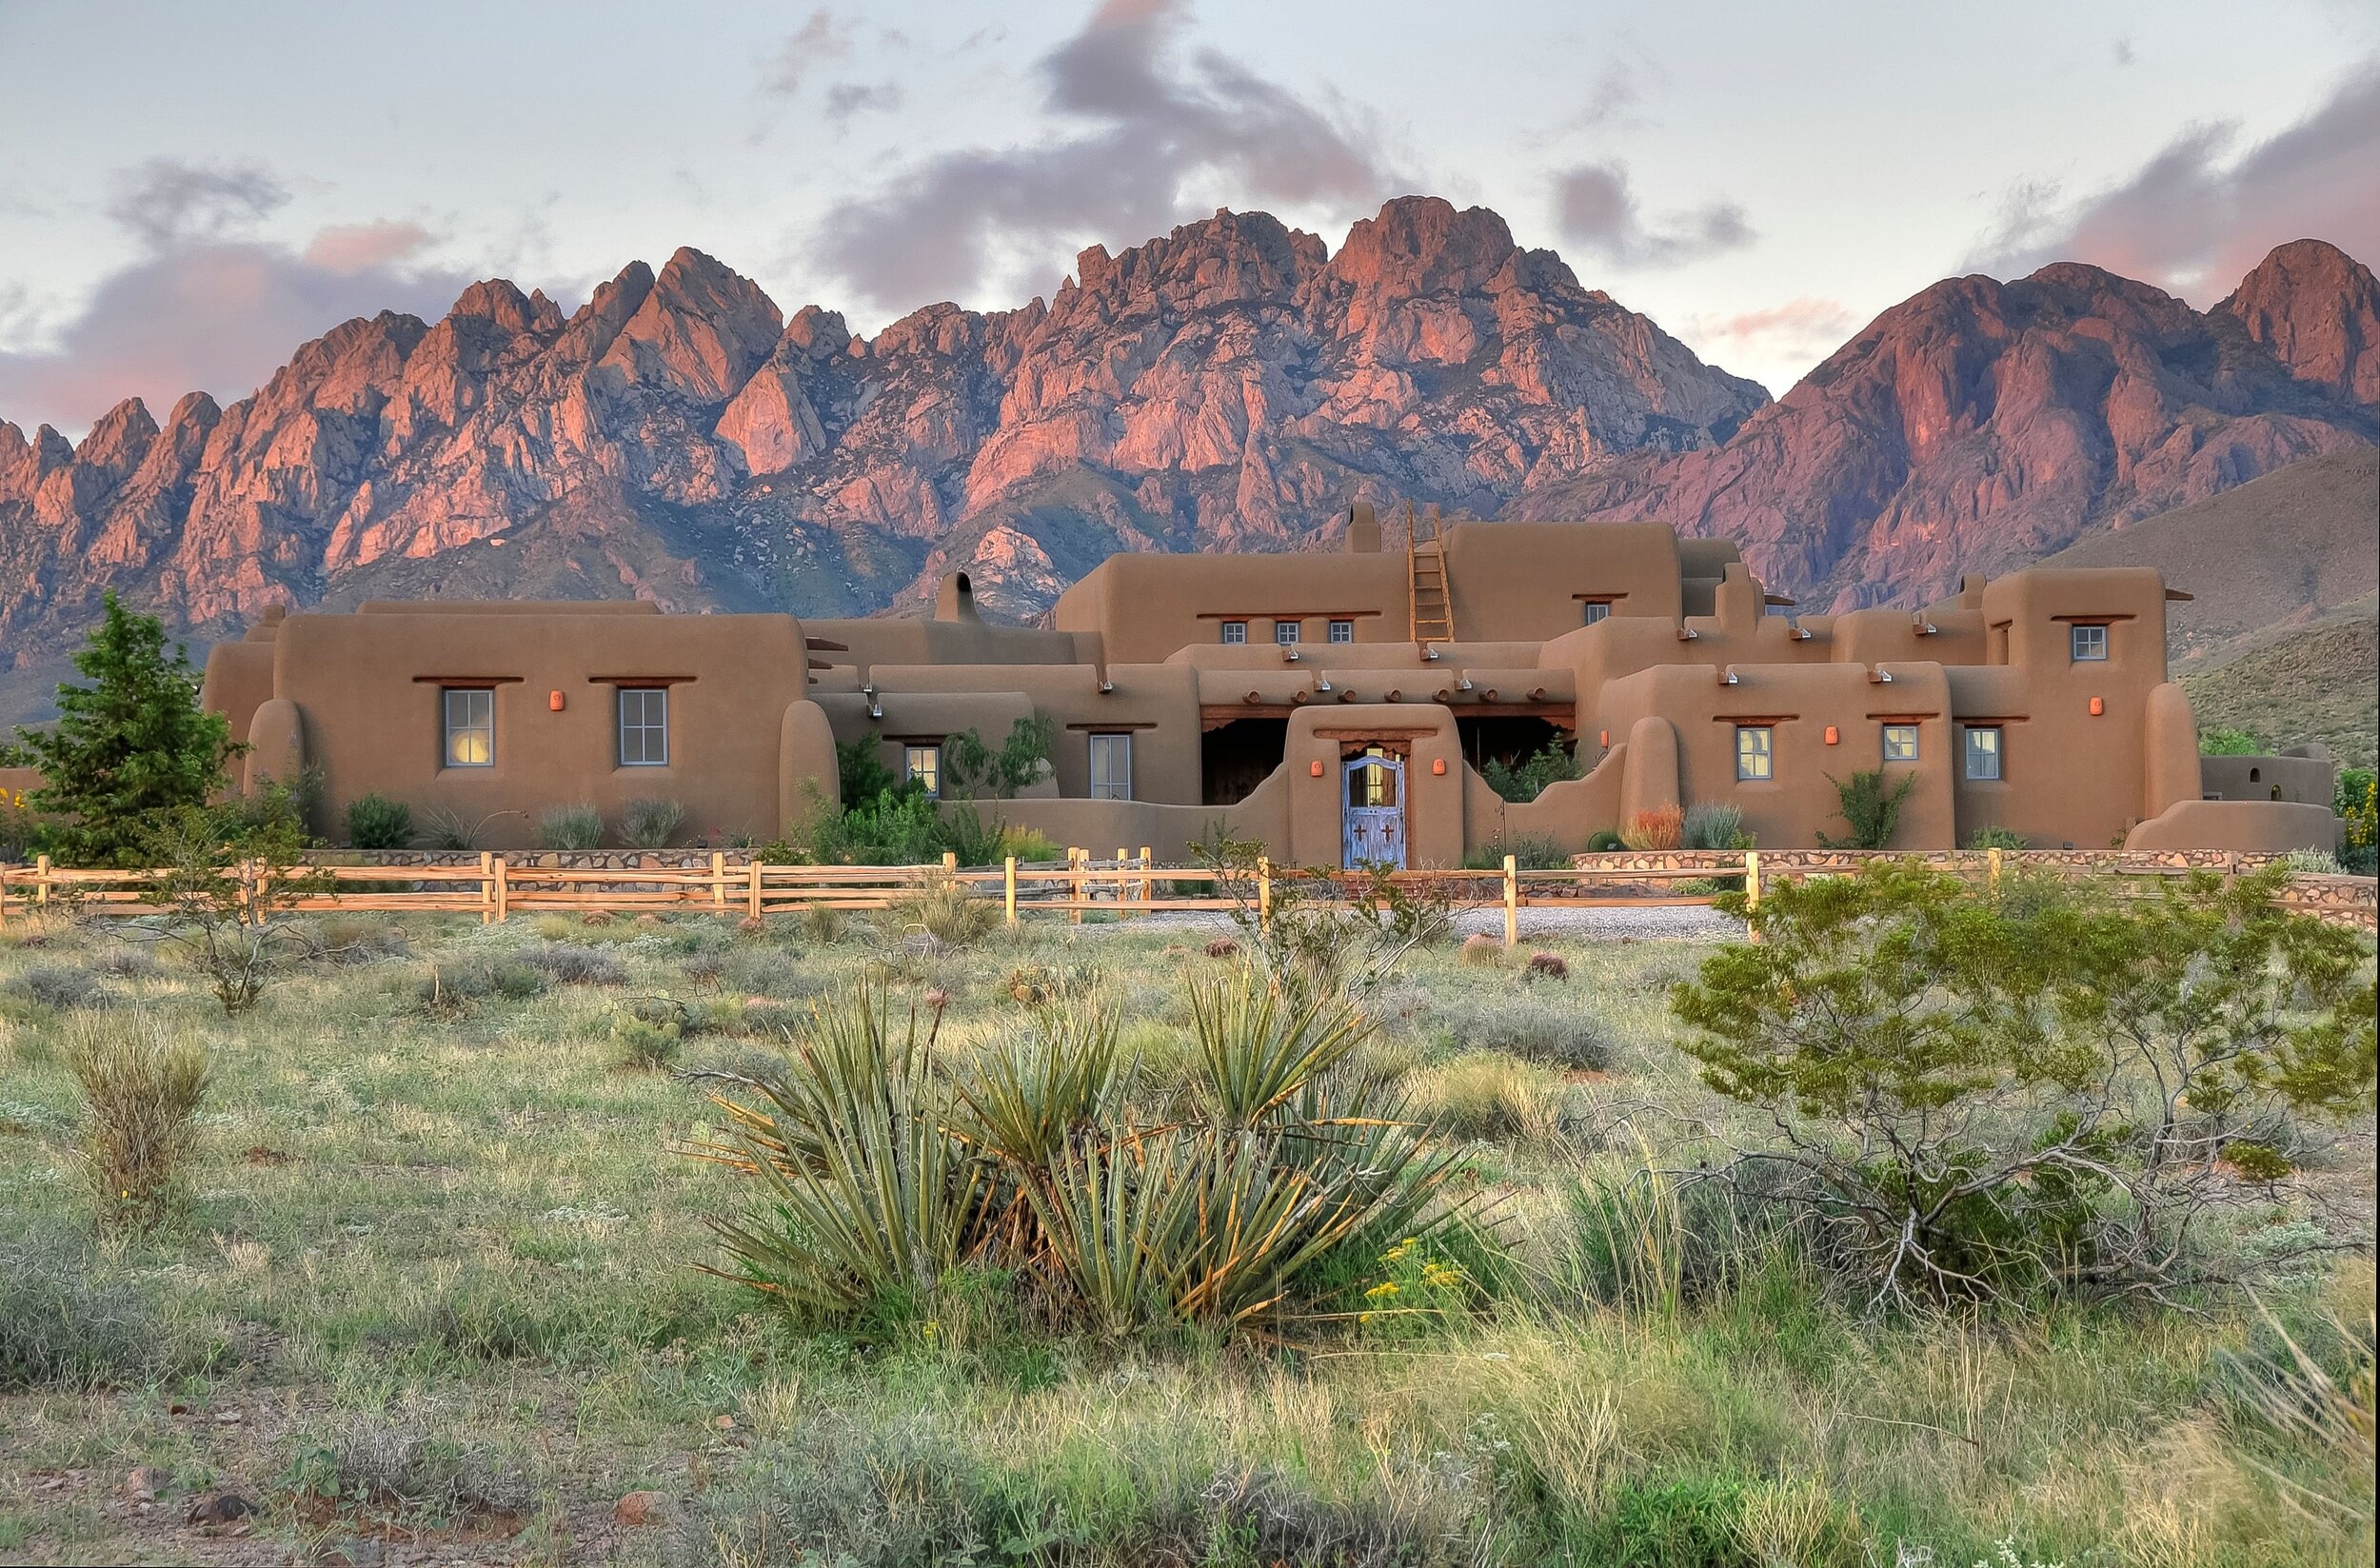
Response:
35,853,50,907
746,859,763,920
1069,848,1084,925
492,855,509,923
942,851,958,872
1258,856,1273,933
1502,854,1519,947
711,851,726,910
1745,849,1761,913
1004,856,1018,927
1140,845,1153,913
1986,845,2002,897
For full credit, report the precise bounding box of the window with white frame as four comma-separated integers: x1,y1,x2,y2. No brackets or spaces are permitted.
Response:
1088,733,1133,801
443,687,493,768
1220,621,1246,645
1274,619,1301,645
1735,725,1774,782
1327,619,1354,644
1881,724,1919,762
904,744,942,799
1964,726,2003,781
1581,601,1612,625
2070,624,2108,662
617,686,669,766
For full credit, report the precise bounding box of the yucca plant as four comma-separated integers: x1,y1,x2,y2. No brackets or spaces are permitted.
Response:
948,999,1130,1260
1187,974,1371,1130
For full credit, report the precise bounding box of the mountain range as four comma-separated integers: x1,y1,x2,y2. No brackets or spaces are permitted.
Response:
1,194,2374,725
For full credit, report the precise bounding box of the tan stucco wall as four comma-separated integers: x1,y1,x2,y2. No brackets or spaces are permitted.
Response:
2201,752,2337,807
2126,801,2339,853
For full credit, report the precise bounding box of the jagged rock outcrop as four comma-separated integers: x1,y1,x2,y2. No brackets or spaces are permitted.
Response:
1524,241,2378,609
1,202,2372,720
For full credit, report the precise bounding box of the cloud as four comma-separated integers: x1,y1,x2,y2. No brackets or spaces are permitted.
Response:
0,160,470,435
823,80,902,125
1674,296,1857,396
1967,57,2380,299
762,10,856,98
811,0,1398,309
1551,161,1755,268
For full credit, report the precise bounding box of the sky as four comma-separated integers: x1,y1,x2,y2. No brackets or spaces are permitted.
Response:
2,0,2375,437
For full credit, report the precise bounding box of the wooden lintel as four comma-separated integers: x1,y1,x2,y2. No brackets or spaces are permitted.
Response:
410,675,524,685
587,675,698,686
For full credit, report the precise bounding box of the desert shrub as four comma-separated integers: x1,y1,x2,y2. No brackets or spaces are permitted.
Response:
309,915,410,964
1525,950,1568,982
2200,726,2265,755
1192,828,1455,998
1817,768,1915,850
611,996,689,1068
416,954,547,1016
1421,1051,1561,1142
1681,802,1754,851
1585,829,1625,852
420,805,509,851
1450,992,1610,1070
1563,1161,1797,1315
1458,933,1503,967
537,804,604,851
1483,740,1581,804
296,1405,535,1518
345,792,415,849
516,943,627,985
134,802,331,1013
0,1227,175,1390
90,946,163,981
1673,861,2379,1306
1620,805,1684,851
2281,848,2346,874
796,903,849,944
1967,824,2028,851
69,1012,212,1230
681,951,725,988
620,795,686,849
887,875,1002,947
941,716,1056,799
691,1408,1001,1568
8,963,109,1010
1464,833,1569,870
2337,768,2376,876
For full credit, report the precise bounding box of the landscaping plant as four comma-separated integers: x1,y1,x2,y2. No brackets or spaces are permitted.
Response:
1482,739,1581,804
344,792,415,849
1817,767,1916,850
619,795,686,849
68,1011,211,1230
133,803,332,1014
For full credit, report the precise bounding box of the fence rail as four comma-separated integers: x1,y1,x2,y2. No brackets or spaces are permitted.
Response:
0,848,2370,937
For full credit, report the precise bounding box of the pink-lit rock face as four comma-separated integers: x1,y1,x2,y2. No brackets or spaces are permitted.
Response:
0,197,2372,717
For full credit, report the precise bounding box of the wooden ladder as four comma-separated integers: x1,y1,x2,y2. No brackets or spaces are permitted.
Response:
1406,502,1456,645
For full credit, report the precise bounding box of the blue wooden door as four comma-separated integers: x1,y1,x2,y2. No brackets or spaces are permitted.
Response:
1341,753,1406,868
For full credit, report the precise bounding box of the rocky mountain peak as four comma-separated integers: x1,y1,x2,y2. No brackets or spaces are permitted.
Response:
2221,238,2380,405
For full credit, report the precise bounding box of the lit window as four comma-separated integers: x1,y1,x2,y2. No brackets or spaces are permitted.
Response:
1735,725,1774,782
904,744,941,799
1965,726,2003,781
617,687,669,766
443,688,493,768
1274,620,1301,645
1882,724,1919,762
1220,621,1247,645
1581,601,1611,625
2070,624,2108,662
1327,619,1354,644
1088,733,1133,801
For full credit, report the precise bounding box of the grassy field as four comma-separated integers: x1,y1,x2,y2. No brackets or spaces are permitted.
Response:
0,903,2371,1567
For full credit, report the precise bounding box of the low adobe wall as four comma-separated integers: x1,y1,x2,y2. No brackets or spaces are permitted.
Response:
2124,800,2337,854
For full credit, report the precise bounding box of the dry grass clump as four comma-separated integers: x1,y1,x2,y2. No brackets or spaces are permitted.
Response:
68,1012,212,1229
1451,992,1612,1072
8,963,110,1010
297,1405,536,1521
1417,1051,1561,1143
515,943,629,986
887,876,1002,948
1525,950,1568,981
1458,933,1503,967
0,1228,175,1391
309,916,412,964
414,954,548,1018
796,903,848,944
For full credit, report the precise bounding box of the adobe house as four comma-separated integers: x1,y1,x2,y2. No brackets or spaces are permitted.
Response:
195,506,2339,861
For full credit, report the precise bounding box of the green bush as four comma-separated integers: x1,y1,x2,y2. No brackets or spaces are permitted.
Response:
942,716,1055,799
610,997,688,1069
619,796,686,849
1449,991,1611,1070
2200,726,2265,755
1484,740,1581,804
2337,768,2375,876
537,804,605,850
1967,824,2028,851
1585,829,1625,852
1681,802,1754,851
1816,768,1914,850
345,792,415,849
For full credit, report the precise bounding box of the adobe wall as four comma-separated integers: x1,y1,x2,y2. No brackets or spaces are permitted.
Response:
2124,800,2338,853
2201,753,2337,807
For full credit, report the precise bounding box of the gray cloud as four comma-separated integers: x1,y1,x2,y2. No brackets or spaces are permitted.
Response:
812,0,1398,309
0,160,470,435
762,10,856,98
1968,57,2380,298
1551,161,1755,268
823,80,902,125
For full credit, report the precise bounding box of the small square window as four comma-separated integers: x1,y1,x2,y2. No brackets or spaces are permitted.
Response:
1088,733,1132,801
1581,601,1611,625
1327,619,1354,645
904,744,941,799
1965,726,2003,782
1882,724,1919,762
443,687,493,768
1735,725,1774,782
2070,624,2108,661
618,686,669,766
1220,621,1246,645
1274,620,1301,645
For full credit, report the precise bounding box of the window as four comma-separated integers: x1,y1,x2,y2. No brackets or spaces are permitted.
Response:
904,744,941,799
1327,619,1354,644
1220,621,1247,645
1881,724,1919,762
617,686,669,766
1735,725,1774,782
1581,601,1611,625
1348,747,1399,807
1964,726,2003,782
1274,620,1301,645
1088,733,1133,801
443,687,493,768
2070,624,2108,661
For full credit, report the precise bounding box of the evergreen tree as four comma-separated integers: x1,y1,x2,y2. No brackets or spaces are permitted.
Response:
3,594,240,865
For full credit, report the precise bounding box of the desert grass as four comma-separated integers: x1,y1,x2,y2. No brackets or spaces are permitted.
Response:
0,905,2368,1565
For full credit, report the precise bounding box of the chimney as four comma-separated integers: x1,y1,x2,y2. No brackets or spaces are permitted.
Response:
934,570,982,624
1345,501,1381,554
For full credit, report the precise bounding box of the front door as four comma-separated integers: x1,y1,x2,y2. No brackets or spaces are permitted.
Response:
1341,751,1406,868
